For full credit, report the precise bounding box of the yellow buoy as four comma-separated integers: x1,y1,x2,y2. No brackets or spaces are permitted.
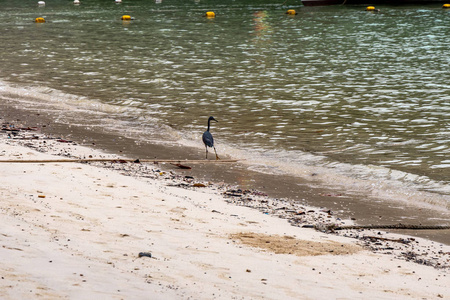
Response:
121,15,132,20
286,9,297,15
366,6,376,11
443,3,450,8
35,17,46,23
205,11,215,18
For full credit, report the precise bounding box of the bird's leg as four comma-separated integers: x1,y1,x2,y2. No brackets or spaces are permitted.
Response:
213,147,220,160
205,146,209,159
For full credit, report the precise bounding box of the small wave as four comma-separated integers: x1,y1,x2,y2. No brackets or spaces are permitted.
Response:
0,80,167,141
179,133,450,212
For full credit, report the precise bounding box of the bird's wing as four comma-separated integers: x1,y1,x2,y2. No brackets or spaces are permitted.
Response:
202,131,214,147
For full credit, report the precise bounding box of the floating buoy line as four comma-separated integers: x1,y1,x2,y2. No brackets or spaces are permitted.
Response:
29,7,340,24
30,2,448,25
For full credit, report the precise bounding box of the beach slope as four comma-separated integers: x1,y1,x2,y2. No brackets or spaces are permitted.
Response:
0,135,449,299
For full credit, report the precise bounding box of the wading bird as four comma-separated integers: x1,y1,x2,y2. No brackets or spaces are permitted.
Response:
202,116,220,160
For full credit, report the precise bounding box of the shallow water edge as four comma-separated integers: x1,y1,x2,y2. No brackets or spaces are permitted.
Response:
2,101,449,245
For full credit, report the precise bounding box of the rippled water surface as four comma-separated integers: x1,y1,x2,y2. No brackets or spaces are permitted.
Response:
1,0,449,208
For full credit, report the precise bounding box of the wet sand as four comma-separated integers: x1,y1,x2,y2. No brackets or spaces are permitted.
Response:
2,103,450,245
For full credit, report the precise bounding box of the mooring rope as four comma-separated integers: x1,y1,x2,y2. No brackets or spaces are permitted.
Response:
332,224,450,231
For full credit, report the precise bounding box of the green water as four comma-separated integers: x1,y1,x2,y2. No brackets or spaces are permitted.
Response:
0,0,449,209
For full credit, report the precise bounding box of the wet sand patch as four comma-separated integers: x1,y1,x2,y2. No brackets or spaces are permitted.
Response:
230,232,361,256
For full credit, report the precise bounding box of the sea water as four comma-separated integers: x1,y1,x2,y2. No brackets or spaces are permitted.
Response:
0,0,449,213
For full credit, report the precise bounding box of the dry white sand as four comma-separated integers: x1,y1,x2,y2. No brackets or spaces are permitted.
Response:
1,134,449,299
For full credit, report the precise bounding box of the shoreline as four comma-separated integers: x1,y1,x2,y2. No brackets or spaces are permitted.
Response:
1,116,450,298
2,102,450,246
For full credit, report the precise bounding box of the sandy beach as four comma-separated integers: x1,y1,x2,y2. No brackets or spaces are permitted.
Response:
1,121,449,299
